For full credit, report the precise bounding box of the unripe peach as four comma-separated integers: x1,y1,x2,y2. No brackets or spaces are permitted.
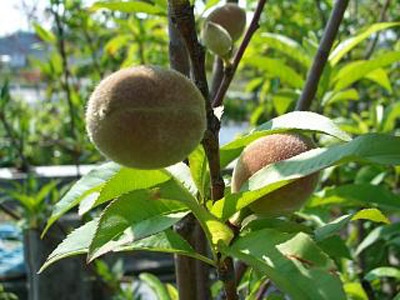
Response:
206,3,246,42
202,21,233,57
86,66,206,169
231,133,319,216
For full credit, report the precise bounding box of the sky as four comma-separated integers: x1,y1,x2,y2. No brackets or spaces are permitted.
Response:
0,0,46,36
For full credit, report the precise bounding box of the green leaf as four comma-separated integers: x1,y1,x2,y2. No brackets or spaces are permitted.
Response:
220,111,351,168
166,164,233,248
33,22,56,44
364,68,392,92
261,33,311,68
364,267,400,281
381,101,400,132
88,180,189,261
188,145,209,199
245,57,304,88
243,217,312,234
40,223,214,273
321,89,359,106
104,34,131,55
215,134,400,220
224,229,346,300
43,162,121,236
308,184,400,210
355,223,400,255
344,282,368,300
39,220,97,273
90,1,165,15
80,168,172,214
329,22,400,65
317,236,351,260
333,51,400,91
314,215,352,241
139,273,171,300
351,208,390,224
315,208,389,242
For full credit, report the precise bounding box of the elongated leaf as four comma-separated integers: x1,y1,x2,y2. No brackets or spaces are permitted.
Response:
166,163,233,247
39,220,97,273
321,89,359,106
308,184,400,210
80,168,172,214
188,145,209,199
317,236,351,260
90,1,165,15
220,111,351,168
314,215,352,241
224,229,346,300
355,223,400,255
105,34,131,55
333,52,400,91
261,33,311,68
381,101,400,132
365,68,392,92
351,208,390,224
139,273,170,300
88,180,189,261
329,22,400,65
214,134,400,220
40,223,214,273
33,22,56,44
245,57,304,88
43,162,121,236
364,267,400,281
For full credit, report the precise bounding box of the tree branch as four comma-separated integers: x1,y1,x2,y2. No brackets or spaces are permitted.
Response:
167,7,201,300
212,0,268,108
364,0,391,59
295,0,349,111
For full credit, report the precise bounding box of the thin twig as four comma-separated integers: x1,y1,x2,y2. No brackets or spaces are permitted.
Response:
212,0,268,108
295,0,350,111
0,112,30,171
364,0,391,59
50,3,81,176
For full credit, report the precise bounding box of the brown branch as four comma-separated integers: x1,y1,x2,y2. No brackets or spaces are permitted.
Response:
364,0,391,59
168,1,239,299
295,0,350,111
210,57,224,100
212,0,268,108
167,7,200,300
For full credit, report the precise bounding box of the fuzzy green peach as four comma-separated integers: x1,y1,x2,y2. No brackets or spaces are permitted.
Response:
86,66,206,169
231,133,319,216
206,3,246,42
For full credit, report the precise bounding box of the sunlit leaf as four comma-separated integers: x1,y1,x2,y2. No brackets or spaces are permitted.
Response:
261,32,311,68
43,162,121,236
352,208,390,224
224,229,346,300
88,182,189,261
245,57,304,88
90,1,165,15
329,22,400,65
333,52,400,91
